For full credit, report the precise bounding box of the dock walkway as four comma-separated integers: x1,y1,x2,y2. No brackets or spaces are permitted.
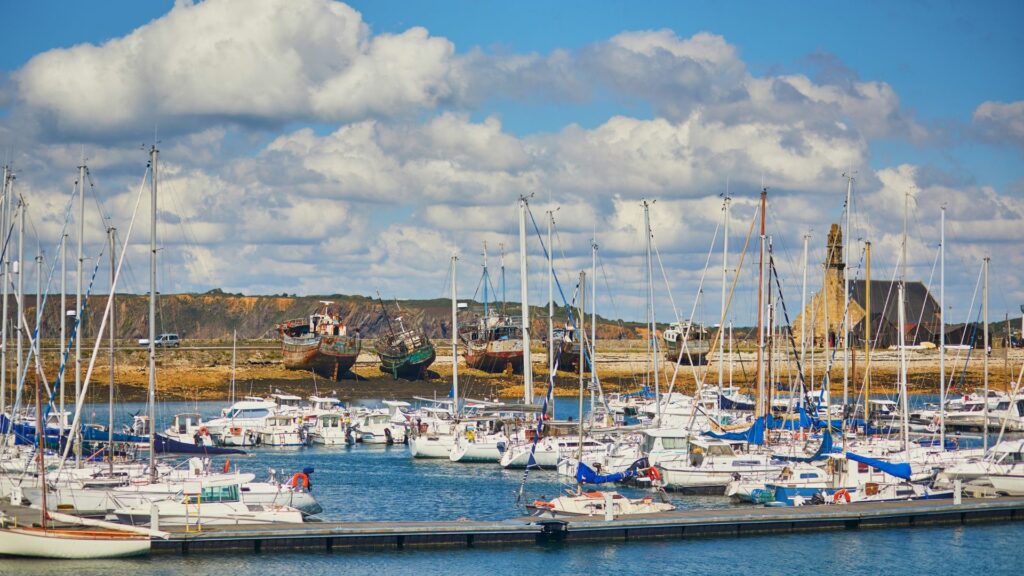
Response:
4,497,1023,555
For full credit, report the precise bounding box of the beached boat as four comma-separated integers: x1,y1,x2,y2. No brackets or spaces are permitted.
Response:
460,314,524,373
277,301,361,380
374,300,436,378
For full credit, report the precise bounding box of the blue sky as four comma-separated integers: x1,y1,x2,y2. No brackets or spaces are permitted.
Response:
0,0,1021,321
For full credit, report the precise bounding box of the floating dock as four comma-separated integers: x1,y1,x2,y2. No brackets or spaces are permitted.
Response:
5,498,1023,555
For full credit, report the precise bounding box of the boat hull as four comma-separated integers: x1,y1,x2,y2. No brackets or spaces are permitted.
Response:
281,336,360,380
0,527,150,559
378,344,436,379
464,345,523,373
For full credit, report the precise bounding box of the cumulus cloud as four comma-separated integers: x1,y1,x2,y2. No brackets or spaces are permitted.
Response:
972,100,1024,147
14,0,464,138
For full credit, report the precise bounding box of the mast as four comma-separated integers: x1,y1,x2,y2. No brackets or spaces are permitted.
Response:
499,243,506,314
108,226,116,475
590,237,598,410
799,233,809,393
75,160,85,467
230,330,237,404
15,194,24,423
983,256,989,452
547,210,554,379
755,189,767,418
35,346,47,529
864,242,872,423
482,242,488,318
643,199,660,422
843,173,853,410
897,283,911,452
518,196,533,404
577,271,585,450
719,195,730,419
148,145,158,481
0,166,8,419
60,232,66,441
451,254,459,416
728,321,734,389
939,207,946,449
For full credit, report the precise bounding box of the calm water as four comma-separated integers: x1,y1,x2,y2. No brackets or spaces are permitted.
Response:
4,396,1016,573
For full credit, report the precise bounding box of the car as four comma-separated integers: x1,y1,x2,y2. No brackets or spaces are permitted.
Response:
138,333,181,348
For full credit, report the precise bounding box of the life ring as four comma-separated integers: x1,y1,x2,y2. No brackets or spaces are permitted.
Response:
647,466,662,482
199,426,209,435
290,472,310,490
833,488,851,503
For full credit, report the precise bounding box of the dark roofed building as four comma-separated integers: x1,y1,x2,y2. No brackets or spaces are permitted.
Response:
849,280,940,348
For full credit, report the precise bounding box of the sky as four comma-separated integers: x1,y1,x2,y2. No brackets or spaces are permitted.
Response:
0,0,1021,326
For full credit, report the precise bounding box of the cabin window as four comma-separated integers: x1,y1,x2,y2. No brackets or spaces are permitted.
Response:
187,484,239,504
661,437,688,450
799,473,817,479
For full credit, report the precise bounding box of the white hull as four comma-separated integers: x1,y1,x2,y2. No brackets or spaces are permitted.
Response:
449,439,504,463
660,465,784,491
0,527,149,558
410,435,455,459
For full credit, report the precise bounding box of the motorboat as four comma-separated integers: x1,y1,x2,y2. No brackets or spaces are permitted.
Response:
307,413,348,445
530,489,674,517
257,414,307,447
163,413,212,446
113,480,304,526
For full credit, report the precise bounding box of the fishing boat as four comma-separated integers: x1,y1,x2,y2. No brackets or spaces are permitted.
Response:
257,414,307,447
662,320,710,365
460,314,524,373
277,301,361,380
374,298,436,378
307,413,347,445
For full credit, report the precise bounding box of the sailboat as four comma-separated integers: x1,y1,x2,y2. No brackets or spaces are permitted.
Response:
0,321,153,558
374,297,436,379
529,270,674,517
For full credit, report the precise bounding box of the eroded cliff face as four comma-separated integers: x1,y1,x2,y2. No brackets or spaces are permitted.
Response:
21,291,639,341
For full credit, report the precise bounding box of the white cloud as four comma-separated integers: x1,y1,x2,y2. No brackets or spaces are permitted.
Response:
15,0,463,136
972,100,1024,147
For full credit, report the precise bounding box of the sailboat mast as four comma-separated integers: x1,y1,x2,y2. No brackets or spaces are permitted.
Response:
108,226,116,475
451,254,459,416
898,283,909,452
755,189,767,418
590,238,598,410
864,242,872,422
60,232,66,440
0,166,8,419
983,256,990,452
799,233,810,392
76,160,85,468
518,196,533,404
148,145,158,481
577,271,585,445
35,351,47,529
843,173,853,409
15,195,24,424
643,199,660,422
939,207,946,448
547,211,554,379
719,195,730,419
231,330,237,404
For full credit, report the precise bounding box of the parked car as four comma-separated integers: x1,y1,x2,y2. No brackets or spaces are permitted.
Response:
138,333,181,348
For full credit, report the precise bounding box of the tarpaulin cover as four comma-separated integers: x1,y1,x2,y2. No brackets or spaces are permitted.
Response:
845,451,912,480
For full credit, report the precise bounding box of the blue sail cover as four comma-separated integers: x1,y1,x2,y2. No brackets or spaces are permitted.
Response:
845,451,912,480
2,416,244,455
705,415,766,445
775,430,835,463
575,458,648,485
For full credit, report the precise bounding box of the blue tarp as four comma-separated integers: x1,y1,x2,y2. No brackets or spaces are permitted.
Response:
845,451,912,480
575,458,648,485
705,415,766,445
2,416,245,455
774,430,835,463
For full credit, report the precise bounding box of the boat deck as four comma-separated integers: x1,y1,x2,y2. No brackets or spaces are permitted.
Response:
4,497,1024,555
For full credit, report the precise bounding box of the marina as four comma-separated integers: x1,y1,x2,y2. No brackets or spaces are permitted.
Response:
0,1,1020,573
